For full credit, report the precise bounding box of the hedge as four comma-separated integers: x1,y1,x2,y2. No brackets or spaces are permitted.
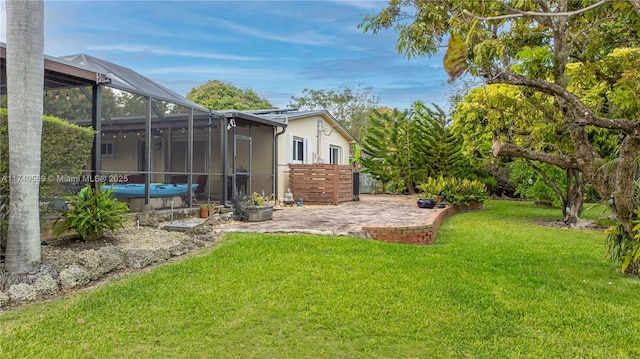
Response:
0,108,95,197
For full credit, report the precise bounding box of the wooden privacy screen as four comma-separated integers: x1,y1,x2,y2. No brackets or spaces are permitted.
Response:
288,164,353,205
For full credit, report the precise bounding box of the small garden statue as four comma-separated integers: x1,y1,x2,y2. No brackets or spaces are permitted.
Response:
283,188,295,207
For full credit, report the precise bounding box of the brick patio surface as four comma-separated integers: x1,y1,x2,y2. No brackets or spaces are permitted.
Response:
217,194,446,239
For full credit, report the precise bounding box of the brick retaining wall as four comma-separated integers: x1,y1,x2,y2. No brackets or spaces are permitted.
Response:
362,202,483,245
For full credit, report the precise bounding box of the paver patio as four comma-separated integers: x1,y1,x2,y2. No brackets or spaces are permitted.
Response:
216,194,447,240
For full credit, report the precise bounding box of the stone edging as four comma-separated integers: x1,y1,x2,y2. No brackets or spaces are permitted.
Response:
362,202,484,245
0,212,233,310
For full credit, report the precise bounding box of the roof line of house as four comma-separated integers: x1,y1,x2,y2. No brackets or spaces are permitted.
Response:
259,109,357,144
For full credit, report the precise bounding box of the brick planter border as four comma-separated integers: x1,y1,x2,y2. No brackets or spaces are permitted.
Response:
362,202,484,245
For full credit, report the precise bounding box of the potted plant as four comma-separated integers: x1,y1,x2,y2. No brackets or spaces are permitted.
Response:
200,204,209,218
416,176,446,208
200,203,218,218
239,191,274,222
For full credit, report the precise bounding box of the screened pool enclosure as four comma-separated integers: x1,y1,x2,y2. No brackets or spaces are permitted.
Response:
0,44,286,211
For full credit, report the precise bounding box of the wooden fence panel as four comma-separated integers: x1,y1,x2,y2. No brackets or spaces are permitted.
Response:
289,164,353,205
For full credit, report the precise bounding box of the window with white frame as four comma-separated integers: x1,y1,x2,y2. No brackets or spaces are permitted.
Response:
288,134,311,164
101,142,113,158
329,145,341,164
292,136,305,162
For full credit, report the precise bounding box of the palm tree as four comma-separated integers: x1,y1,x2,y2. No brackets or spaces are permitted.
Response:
4,0,44,273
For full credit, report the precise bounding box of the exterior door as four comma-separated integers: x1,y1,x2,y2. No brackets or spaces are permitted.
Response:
232,135,251,198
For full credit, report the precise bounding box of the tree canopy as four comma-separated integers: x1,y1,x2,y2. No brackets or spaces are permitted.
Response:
361,101,476,194
187,80,274,110
361,0,640,233
289,85,379,143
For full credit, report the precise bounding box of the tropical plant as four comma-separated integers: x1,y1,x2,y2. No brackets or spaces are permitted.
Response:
0,109,95,254
626,215,640,273
350,143,362,172
54,185,130,241
606,206,640,274
250,191,274,206
416,176,447,202
361,101,480,195
417,176,487,205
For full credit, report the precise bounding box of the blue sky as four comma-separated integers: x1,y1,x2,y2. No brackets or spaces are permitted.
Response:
1,0,452,111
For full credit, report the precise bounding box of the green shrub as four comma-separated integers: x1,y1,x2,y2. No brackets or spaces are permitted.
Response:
417,176,487,205
39,115,95,196
54,185,130,241
604,207,640,274
416,176,446,200
252,192,265,206
604,223,630,265
0,108,95,198
1,108,95,250
509,160,563,205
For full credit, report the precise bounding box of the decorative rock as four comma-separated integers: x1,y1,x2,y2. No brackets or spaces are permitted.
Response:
191,238,208,247
184,236,211,247
124,248,170,269
0,212,231,307
38,262,60,280
220,212,234,221
96,246,125,274
139,204,160,228
33,275,58,297
59,264,90,291
76,249,102,280
205,214,225,226
186,213,232,236
0,291,9,307
8,283,37,302
167,243,189,257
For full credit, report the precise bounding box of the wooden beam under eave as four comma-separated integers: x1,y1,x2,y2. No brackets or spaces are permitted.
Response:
44,60,100,83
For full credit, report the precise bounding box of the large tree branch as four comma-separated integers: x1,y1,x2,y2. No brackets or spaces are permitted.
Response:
492,138,578,169
486,70,638,133
462,0,610,21
630,0,640,17
529,161,565,199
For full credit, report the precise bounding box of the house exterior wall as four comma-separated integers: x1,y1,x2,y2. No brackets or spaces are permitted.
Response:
276,114,352,199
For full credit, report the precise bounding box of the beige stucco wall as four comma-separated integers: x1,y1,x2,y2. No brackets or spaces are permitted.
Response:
100,135,138,173
276,114,352,199
99,133,219,182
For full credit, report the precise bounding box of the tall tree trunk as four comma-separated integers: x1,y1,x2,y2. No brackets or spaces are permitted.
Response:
612,135,640,234
563,169,584,225
5,0,44,273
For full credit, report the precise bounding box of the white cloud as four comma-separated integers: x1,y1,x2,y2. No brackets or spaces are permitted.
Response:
209,17,336,47
85,44,262,61
144,65,292,81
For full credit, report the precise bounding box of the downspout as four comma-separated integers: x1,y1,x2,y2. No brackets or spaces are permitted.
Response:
316,118,321,164
274,116,287,200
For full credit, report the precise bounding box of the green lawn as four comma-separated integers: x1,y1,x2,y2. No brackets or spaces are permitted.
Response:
1,200,639,358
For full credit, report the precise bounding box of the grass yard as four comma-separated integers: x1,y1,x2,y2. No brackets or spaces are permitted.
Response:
1,200,639,358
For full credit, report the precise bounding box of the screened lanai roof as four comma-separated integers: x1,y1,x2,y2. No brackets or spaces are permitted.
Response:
0,42,110,95
60,53,208,112
2,42,283,127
